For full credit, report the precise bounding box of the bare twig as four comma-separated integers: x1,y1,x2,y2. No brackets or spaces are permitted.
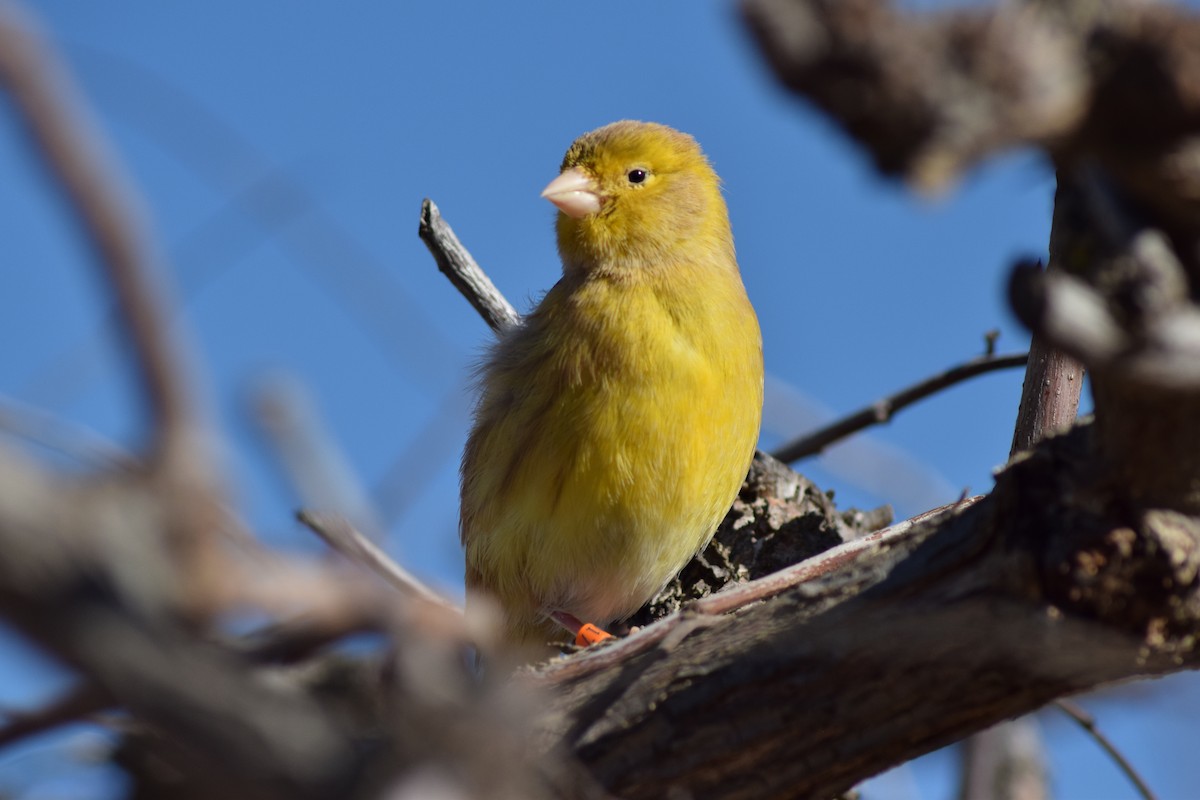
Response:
772,352,1028,463
420,198,520,334
1055,700,1158,800
0,394,135,470
296,510,458,613
253,376,458,614
372,384,473,528
0,682,112,750
0,4,195,460
230,612,382,665
252,375,385,539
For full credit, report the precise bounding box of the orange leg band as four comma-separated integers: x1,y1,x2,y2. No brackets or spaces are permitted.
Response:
575,622,614,647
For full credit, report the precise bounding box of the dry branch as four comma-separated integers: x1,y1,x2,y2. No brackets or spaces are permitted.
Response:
420,198,520,333
298,510,458,612
0,682,111,749
772,351,1028,463
532,424,1200,799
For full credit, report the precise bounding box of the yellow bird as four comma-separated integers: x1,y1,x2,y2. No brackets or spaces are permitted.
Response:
460,120,763,653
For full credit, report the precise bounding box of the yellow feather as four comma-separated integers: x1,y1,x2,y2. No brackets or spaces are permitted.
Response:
460,121,763,650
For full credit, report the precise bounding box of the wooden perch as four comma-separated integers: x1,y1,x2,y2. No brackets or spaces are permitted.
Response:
531,424,1200,799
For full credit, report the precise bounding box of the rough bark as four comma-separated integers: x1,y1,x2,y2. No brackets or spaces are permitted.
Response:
530,424,1200,799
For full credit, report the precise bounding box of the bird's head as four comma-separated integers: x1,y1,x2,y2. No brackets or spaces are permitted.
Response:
542,120,732,275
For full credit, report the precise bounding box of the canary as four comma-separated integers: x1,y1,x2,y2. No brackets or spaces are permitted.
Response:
460,121,763,653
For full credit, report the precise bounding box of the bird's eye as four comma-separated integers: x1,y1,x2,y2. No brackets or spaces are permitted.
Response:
627,169,647,185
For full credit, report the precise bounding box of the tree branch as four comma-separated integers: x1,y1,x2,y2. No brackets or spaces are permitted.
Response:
772,351,1028,463
0,394,135,470
419,198,520,334
297,509,458,613
0,682,111,749
532,424,1200,799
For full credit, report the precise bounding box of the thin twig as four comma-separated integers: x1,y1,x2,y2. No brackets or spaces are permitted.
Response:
419,198,520,334
252,375,385,539
772,353,1029,463
1055,700,1157,800
371,384,472,528
0,4,194,460
296,510,458,613
230,613,382,665
0,394,135,470
0,682,112,750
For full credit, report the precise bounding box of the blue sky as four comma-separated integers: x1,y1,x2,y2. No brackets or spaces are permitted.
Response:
0,2,1196,798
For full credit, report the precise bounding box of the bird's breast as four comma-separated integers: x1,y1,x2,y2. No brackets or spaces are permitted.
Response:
462,262,762,624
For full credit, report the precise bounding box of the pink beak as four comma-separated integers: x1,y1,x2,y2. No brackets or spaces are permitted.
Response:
541,167,601,218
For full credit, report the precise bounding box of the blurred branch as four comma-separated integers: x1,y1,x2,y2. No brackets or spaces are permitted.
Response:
1010,166,1199,394
0,394,135,470
0,2,196,462
21,50,470,412
297,509,458,613
0,682,111,750
420,198,520,334
371,384,471,529
957,719,1048,800
251,374,459,615
0,4,404,795
252,374,385,539
740,0,1200,233
772,351,1027,463
741,0,1087,191
1009,259,1200,391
